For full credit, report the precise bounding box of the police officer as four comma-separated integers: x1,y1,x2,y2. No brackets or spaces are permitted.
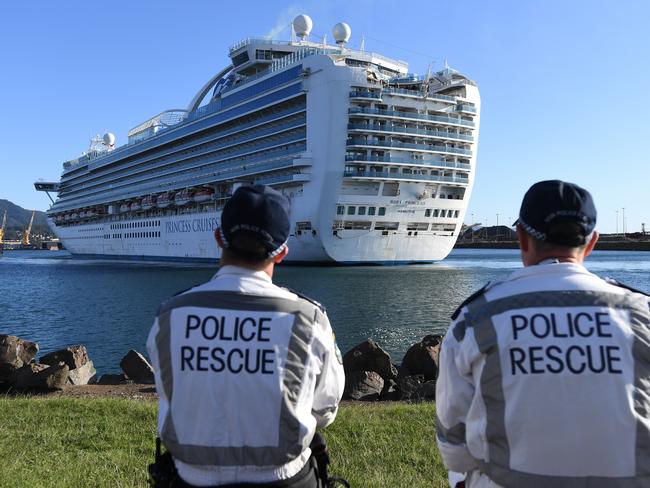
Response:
436,180,650,487
147,184,345,487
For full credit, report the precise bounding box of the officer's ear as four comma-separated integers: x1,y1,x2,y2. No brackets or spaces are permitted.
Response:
583,231,599,259
516,225,530,253
273,245,289,264
215,228,226,249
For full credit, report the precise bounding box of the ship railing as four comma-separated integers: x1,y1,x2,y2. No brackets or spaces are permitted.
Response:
52,149,308,213
60,136,307,204
346,138,472,156
345,155,471,169
348,107,475,127
349,91,382,99
66,109,306,189
455,104,477,114
347,124,474,141
382,87,456,102
343,170,469,184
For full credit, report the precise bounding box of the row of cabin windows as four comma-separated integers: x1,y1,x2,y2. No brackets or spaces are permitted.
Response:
424,209,460,218
111,220,161,230
336,205,386,216
108,231,161,239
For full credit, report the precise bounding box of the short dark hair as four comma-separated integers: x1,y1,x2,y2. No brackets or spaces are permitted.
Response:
227,231,273,263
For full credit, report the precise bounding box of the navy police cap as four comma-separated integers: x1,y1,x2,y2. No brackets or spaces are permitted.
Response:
514,180,597,246
219,184,290,258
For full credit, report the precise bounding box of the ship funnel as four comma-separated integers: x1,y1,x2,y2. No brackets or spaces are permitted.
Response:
293,14,313,41
332,22,351,46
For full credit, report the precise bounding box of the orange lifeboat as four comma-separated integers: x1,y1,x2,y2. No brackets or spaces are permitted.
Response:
193,187,215,203
142,195,156,210
174,188,192,206
157,193,172,208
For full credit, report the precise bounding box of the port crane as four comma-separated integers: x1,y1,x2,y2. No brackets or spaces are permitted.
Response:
0,210,6,244
22,211,35,246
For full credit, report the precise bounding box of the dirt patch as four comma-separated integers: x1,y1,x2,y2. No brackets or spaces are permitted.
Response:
51,383,158,399
0,383,158,400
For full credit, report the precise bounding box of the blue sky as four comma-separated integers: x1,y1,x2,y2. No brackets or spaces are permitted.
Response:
1,0,648,233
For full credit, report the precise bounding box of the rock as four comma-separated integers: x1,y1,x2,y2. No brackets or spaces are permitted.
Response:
0,335,39,384
342,339,398,382
344,371,384,401
120,350,154,384
14,362,69,391
97,373,131,385
399,374,436,403
40,345,89,370
379,378,400,401
68,361,97,385
401,334,443,381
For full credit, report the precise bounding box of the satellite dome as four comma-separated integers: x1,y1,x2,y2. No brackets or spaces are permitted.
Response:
103,132,115,146
332,22,351,45
293,14,313,40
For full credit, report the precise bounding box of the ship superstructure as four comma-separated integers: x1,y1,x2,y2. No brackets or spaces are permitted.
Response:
35,15,480,264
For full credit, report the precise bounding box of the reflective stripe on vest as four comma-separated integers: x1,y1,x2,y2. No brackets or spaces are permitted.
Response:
155,290,322,466
457,289,650,484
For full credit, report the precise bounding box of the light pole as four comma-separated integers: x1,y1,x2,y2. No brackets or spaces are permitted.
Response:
496,213,500,241
616,210,619,236
622,207,626,238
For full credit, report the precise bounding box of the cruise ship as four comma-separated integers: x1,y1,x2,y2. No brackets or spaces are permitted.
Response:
35,15,480,264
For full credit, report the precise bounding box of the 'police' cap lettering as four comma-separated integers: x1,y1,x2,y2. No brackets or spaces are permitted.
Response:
218,184,290,258
514,180,597,246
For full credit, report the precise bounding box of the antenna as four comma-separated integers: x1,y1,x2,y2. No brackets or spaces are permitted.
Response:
360,35,365,52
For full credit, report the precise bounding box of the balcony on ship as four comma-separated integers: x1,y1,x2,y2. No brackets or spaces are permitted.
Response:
342,164,469,186
345,154,471,170
348,107,475,128
347,123,474,143
346,137,472,157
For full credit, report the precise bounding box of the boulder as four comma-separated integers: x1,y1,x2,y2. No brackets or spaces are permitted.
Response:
399,374,436,403
97,373,131,385
120,350,154,384
68,360,97,385
0,335,39,384
14,362,69,391
40,345,89,370
344,371,384,401
342,340,398,382
401,334,443,381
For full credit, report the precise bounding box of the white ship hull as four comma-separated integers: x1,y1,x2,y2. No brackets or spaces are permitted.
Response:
49,209,460,264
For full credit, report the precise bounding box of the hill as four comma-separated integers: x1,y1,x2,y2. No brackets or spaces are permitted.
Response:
0,199,54,240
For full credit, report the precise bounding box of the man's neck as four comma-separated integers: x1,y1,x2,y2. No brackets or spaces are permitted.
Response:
219,256,275,278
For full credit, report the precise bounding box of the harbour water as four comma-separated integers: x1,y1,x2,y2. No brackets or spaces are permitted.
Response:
0,249,648,375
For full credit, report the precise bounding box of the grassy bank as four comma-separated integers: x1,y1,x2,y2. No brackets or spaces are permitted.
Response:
0,398,447,487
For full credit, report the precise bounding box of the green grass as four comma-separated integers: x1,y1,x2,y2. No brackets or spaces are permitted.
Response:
0,398,447,488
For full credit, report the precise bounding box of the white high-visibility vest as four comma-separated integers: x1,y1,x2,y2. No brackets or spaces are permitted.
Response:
436,261,650,488
147,265,345,486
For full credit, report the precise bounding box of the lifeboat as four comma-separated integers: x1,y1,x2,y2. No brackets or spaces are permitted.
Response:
119,202,130,213
130,199,142,212
174,189,192,206
157,193,172,208
64,214,71,221
55,215,63,223
142,195,156,210
86,208,96,218
79,210,87,218
70,212,79,220
193,187,215,203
